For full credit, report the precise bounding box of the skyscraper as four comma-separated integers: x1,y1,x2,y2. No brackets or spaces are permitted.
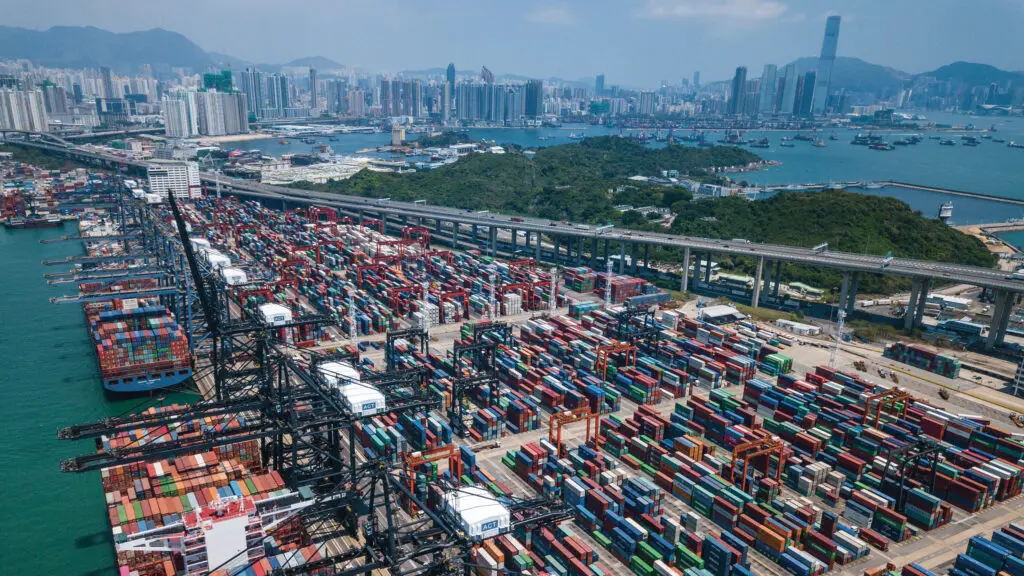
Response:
100,66,115,99
728,67,747,115
595,74,605,96
309,68,318,110
758,64,778,114
812,15,841,115
240,68,263,119
692,71,700,91
797,71,816,116
779,64,798,115
0,89,49,132
524,80,543,118
481,66,494,85
446,63,456,107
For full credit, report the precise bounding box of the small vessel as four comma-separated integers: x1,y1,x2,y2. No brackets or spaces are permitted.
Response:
869,143,895,151
781,136,793,142
301,137,317,144
279,139,289,144
829,132,839,141
328,136,338,141
749,137,770,149
2,214,65,229
938,201,953,222
939,139,956,146
928,135,942,140
864,183,884,190
893,138,910,146
812,140,825,148
779,142,795,148
568,131,585,140
1009,141,1024,149
794,133,814,142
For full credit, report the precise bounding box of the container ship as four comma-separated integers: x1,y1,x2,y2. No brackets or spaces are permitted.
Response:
2,213,65,229
86,302,193,392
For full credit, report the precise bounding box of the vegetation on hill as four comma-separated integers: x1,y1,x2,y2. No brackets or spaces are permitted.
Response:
0,26,210,71
293,139,996,295
667,190,997,293
412,131,475,148
296,137,754,224
0,144,90,171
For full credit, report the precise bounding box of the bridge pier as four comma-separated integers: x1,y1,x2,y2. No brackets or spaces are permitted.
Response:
579,237,585,266
591,237,598,269
681,247,691,293
752,257,764,307
704,253,712,283
846,272,860,314
838,272,851,315
904,278,922,331
643,244,650,273
618,242,626,274
553,236,561,264
535,233,542,261
773,261,782,298
914,278,930,327
510,228,518,253
631,242,638,275
986,290,1012,351
489,227,497,257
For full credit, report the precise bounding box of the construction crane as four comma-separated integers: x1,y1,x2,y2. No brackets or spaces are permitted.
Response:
548,407,601,457
727,437,787,493
862,387,914,428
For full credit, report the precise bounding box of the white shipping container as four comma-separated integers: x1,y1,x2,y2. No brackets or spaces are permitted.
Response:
259,303,293,326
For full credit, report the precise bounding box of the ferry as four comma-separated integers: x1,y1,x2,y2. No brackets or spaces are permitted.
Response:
938,202,953,222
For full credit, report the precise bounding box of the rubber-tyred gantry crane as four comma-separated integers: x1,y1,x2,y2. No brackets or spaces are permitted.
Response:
548,407,601,457
596,342,638,380
862,387,913,428
727,436,787,493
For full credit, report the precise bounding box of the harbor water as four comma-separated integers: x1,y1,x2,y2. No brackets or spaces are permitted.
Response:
242,112,1024,225
0,225,191,575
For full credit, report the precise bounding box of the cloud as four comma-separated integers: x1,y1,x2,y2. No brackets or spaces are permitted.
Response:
527,5,576,25
638,0,788,22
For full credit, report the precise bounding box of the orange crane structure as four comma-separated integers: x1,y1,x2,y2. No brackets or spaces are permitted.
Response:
548,407,601,457
595,342,638,380
727,437,787,493
402,445,463,516
862,388,913,428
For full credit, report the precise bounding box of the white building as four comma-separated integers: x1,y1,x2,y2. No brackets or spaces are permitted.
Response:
147,160,201,200
162,89,247,137
0,89,49,132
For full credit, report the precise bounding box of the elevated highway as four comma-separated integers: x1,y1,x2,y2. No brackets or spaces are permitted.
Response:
9,136,1024,350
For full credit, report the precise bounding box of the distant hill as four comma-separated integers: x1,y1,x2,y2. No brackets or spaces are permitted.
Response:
0,26,210,72
786,56,909,95
207,51,252,71
284,56,344,69
917,61,1024,87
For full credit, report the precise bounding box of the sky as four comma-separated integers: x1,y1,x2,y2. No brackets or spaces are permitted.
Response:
1,0,1022,86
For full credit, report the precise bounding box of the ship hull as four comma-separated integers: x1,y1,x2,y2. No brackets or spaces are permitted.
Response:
103,369,192,393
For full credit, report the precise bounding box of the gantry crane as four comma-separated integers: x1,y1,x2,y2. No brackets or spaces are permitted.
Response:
862,387,914,428
727,436,787,493
548,407,601,457
596,342,638,380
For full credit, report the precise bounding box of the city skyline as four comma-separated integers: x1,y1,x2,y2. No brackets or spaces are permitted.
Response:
0,0,1021,87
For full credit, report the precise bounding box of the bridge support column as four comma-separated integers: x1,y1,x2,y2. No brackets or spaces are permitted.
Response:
904,278,921,331
472,224,478,246
997,293,1015,346
846,272,860,314
704,253,712,283
986,290,1011,351
752,257,764,307
773,261,782,298
681,247,691,292
401,215,408,226
511,228,518,253
489,227,497,257
553,236,560,264
760,260,772,304
535,233,542,261
604,239,610,263
838,272,851,315
631,242,638,274
451,221,460,250
617,242,625,274
579,237,585,266
914,278,930,327
590,238,598,269
643,244,650,273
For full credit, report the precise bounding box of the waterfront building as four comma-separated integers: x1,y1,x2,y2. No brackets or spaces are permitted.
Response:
779,64,798,115
796,71,816,116
758,64,778,114
728,66,747,115
147,160,201,200
812,15,841,115
240,68,264,120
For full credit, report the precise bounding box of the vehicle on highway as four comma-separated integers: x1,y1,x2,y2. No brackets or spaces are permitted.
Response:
510,217,524,222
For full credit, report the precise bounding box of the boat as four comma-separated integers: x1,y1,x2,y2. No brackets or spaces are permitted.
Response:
1009,141,1024,149
812,140,825,148
328,137,338,141
86,302,192,393
781,136,793,142
869,143,895,151
749,137,770,149
2,214,65,229
779,142,795,148
939,139,956,146
301,137,317,144
938,201,953,222
928,135,942,140
794,133,815,142
279,139,289,144
568,131,585,140
893,138,910,146
864,183,884,190
993,138,1006,143
829,132,839,141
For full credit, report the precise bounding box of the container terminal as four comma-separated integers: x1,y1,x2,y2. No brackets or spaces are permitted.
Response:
10,158,1024,576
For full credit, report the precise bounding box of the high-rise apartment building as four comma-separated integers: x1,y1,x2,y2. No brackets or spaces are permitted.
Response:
524,80,543,118
728,67,747,115
0,89,49,132
240,68,263,120
309,68,318,110
637,91,656,116
812,15,841,115
797,71,817,116
779,64,798,115
758,64,778,114
100,66,115,99
595,74,605,95
163,90,247,137
147,160,201,200
693,71,700,91
43,85,69,115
